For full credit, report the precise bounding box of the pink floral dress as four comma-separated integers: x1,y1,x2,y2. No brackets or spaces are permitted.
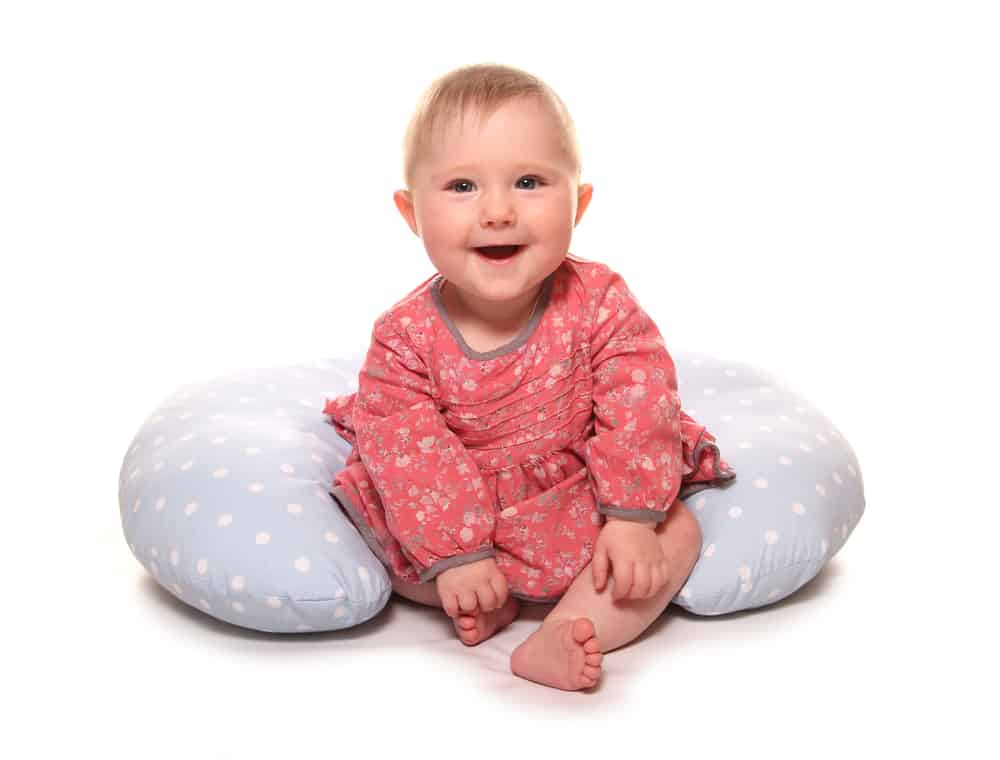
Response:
324,256,736,603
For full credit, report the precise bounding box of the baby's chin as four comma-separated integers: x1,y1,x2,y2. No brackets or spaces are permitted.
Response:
445,278,540,310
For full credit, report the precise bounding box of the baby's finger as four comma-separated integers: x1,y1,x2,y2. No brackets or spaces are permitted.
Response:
592,546,609,592
442,592,459,619
658,560,671,594
490,574,509,608
647,564,665,598
457,589,478,614
631,563,651,600
476,586,498,614
614,561,634,601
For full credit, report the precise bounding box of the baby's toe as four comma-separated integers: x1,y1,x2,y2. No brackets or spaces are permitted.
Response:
585,652,603,667
583,664,602,680
570,618,596,644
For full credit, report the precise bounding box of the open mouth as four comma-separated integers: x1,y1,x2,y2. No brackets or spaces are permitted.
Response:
474,245,524,260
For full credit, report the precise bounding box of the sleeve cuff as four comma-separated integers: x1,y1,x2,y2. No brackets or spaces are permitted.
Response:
598,504,668,523
416,547,497,583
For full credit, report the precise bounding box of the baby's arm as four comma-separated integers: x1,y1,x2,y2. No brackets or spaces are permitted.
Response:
584,269,685,523
351,312,496,583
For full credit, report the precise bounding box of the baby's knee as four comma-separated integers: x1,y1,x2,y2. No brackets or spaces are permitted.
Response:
658,499,702,554
679,500,702,546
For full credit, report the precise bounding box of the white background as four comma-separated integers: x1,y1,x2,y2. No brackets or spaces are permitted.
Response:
3,1,996,757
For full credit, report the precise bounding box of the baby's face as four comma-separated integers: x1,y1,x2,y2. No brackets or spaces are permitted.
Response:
394,96,592,312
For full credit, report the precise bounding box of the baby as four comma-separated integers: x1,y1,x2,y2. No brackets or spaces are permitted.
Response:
324,63,736,691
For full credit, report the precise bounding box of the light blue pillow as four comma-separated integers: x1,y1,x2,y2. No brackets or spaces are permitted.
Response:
118,351,864,632
118,355,387,633
669,353,865,614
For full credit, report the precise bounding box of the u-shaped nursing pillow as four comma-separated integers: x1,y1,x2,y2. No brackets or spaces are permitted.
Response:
118,351,865,633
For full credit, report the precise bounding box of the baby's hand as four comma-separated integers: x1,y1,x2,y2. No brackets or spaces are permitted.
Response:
435,557,509,619
592,518,669,601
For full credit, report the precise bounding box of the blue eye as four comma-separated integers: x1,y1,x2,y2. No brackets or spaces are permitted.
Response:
448,176,543,192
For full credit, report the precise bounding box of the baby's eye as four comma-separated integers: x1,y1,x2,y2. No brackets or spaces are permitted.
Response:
517,176,542,190
448,180,475,193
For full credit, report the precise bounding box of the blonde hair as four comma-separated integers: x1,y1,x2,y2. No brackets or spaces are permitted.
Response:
401,63,582,189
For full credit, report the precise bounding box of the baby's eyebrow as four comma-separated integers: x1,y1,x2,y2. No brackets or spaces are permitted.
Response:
431,163,561,182
431,166,476,182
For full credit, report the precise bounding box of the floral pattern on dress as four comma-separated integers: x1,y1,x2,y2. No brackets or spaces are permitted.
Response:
325,256,736,602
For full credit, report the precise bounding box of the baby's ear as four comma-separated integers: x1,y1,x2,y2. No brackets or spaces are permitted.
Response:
393,190,420,237
575,183,594,226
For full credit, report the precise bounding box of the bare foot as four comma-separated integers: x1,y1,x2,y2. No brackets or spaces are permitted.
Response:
452,596,521,646
509,617,603,691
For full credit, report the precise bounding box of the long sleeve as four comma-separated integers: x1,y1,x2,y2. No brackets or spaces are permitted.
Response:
583,271,685,523
347,312,496,581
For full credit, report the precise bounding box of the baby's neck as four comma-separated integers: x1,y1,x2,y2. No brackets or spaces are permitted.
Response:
440,281,543,336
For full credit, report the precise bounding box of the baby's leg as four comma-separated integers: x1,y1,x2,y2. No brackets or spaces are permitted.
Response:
391,576,521,646
510,499,702,691
391,576,442,607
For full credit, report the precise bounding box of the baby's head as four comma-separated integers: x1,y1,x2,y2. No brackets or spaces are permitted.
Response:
393,63,593,314
400,63,583,191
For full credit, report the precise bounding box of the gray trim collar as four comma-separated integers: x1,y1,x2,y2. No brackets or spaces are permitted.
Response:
429,272,554,360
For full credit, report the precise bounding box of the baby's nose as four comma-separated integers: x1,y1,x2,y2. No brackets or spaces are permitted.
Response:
480,196,516,227
483,214,514,228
